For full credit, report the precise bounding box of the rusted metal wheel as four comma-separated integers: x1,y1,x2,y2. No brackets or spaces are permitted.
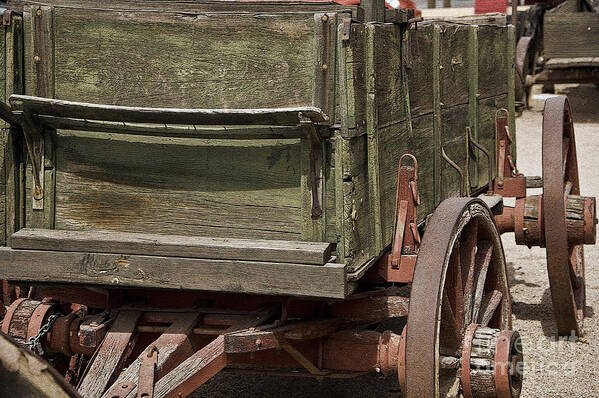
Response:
405,198,522,398
542,96,586,336
515,36,533,105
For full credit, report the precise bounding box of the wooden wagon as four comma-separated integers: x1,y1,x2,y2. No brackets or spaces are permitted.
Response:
516,0,599,102
0,1,595,397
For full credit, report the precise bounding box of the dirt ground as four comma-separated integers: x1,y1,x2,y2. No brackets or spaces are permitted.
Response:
196,84,599,397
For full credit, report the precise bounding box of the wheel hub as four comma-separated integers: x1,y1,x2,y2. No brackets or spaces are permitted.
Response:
461,324,523,398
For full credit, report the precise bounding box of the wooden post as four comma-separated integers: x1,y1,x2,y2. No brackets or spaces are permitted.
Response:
507,25,517,163
365,25,383,254
468,25,480,188
432,26,442,205
428,0,437,9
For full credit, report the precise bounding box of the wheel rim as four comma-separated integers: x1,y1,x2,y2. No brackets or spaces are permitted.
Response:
515,36,533,104
542,96,585,336
405,198,517,397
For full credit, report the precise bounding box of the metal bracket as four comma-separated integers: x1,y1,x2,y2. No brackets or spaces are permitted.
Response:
22,111,45,209
138,346,158,398
466,127,493,194
105,382,136,398
441,147,466,197
493,109,526,198
374,154,421,283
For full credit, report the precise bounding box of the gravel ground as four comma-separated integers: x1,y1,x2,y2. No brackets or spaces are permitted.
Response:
195,84,599,397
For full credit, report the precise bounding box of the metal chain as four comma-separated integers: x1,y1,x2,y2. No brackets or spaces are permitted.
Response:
20,312,61,356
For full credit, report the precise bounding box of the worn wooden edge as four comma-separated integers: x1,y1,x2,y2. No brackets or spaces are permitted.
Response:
0,247,349,298
365,24,383,254
467,24,479,187
35,116,308,139
6,0,361,17
10,228,334,265
432,25,442,206
0,331,82,398
506,25,516,164
9,95,330,125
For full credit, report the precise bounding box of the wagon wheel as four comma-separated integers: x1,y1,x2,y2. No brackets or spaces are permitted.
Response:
405,198,523,398
515,36,533,105
542,96,586,336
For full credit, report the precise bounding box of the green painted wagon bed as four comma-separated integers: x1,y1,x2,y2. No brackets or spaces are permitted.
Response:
0,1,595,397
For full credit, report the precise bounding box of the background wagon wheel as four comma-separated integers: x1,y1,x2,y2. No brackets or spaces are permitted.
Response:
515,36,534,106
405,198,522,398
542,96,586,336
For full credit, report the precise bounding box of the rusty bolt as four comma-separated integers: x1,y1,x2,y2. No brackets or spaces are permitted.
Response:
497,180,504,187
255,339,262,347
121,384,129,389
33,55,41,64
36,9,42,17
322,14,329,22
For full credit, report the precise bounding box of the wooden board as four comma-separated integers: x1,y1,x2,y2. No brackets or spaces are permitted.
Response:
545,13,599,59
53,131,305,241
11,228,333,265
0,247,349,298
51,8,322,110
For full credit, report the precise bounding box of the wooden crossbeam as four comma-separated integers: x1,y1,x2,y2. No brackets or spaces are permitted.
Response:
11,228,333,266
77,310,142,398
9,95,329,126
0,247,347,298
153,336,227,398
101,312,201,398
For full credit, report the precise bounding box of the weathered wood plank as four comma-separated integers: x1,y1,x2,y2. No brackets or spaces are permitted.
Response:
365,24,383,254
0,247,348,298
54,132,304,241
77,310,142,398
35,117,308,139
467,25,480,188
153,335,226,398
0,332,81,398
51,9,320,110
102,312,201,398
6,0,361,16
11,228,333,265
10,95,329,126
545,13,599,59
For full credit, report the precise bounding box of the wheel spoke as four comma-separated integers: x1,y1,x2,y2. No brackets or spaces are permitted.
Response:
477,290,503,327
440,292,461,353
446,245,464,332
562,137,570,177
471,240,493,323
460,219,478,326
569,246,582,290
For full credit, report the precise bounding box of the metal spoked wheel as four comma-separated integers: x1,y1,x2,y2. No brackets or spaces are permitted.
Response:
405,198,523,398
542,96,586,336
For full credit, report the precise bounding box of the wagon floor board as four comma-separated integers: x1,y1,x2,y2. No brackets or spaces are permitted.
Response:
10,228,333,265
0,247,347,298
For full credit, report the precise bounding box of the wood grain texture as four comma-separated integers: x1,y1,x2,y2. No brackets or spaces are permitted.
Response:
0,247,348,298
77,310,141,398
544,14,599,59
153,335,226,398
11,228,333,265
10,95,330,125
0,332,81,398
52,9,318,110
102,312,200,398
53,131,304,241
